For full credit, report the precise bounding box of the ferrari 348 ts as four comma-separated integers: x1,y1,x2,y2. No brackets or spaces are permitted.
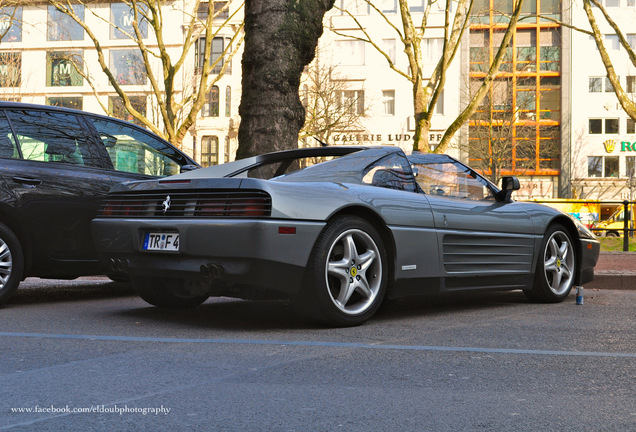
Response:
92,146,600,326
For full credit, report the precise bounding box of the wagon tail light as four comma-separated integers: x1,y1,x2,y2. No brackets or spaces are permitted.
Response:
100,200,145,217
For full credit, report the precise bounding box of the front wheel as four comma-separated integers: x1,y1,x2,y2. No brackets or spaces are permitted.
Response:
524,224,576,303
0,223,23,305
131,276,208,308
293,216,388,327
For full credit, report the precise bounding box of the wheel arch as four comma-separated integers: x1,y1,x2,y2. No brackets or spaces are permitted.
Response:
325,206,397,291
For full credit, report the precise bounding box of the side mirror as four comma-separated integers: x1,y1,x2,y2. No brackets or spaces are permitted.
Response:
497,176,520,202
180,164,200,173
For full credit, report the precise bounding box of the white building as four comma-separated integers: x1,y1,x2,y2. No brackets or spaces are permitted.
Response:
0,1,242,167
569,0,636,201
2,0,636,203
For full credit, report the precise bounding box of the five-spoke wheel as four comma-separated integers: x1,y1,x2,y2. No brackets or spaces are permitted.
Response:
293,215,387,327
0,222,23,304
525,224,576,303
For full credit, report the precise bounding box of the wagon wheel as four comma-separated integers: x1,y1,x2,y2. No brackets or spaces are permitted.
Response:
0,222,23,305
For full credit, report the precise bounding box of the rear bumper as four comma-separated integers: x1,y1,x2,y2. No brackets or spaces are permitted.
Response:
92,218,326,295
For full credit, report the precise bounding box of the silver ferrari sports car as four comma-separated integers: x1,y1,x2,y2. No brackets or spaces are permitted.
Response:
92,146,600,326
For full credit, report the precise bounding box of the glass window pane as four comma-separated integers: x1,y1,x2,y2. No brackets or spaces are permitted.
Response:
89,117,182,176
606,118,619,134
605,156,619,177
589,119,602,134
588,156,602,177
589,77,602,92
46,51,83,87
110,49,147,85
110,2,148,40
48,4,84,41
7,110,93,166
46,96,83,110
0,52,21,87
0,6,22,42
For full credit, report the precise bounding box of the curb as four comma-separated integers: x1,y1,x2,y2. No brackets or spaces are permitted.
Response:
584,271,636,290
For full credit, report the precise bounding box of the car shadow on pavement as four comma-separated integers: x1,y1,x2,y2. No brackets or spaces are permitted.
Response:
5,280,136,306
114,290,532,331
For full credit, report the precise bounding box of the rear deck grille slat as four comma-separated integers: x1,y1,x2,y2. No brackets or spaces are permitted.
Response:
99,190,272,218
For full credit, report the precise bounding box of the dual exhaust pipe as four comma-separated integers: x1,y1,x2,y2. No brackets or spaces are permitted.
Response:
109,258,224,282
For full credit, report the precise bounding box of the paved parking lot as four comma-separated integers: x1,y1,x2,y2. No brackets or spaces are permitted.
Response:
1,278,635,431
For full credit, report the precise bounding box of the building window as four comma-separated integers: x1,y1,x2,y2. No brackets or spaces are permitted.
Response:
0,52,20,87
627,156,636,178
409,0,425,12
604,34,620,50
435,90,445,115
201,136,219,167
606,118,619,134
605,156,619,177
46,52,83,87
382,39,396,63
0,6,21,42
628,118,636,134
382,90,395,116
627,76,636,93
539,28,560,72
589,119,602,134
606,77,616,93
423,38,444,63
589,77,602,92
46,97,83,110
202,86,219,117
605,0,620,6
628,34,636,50
588,156,619,178
335,40,365,66
48,5,84,41
340,0,369,15
195,37,232,75
110,2,148,40
589,118,619,134
110,49,147,85
588,156,602,177
380,0,397,13
338,90,365,115
225,86,231,117
108,96,147,125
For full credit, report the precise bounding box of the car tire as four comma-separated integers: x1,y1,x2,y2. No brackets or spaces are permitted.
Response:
524,224,576,303
0,222,23,305
293,215,388,327
131,276,208,308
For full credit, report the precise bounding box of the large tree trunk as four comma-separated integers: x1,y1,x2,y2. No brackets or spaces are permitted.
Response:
237,0,335,159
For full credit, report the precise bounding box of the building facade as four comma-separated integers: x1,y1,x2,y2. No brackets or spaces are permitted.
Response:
0,1,242,167
1,1,636,201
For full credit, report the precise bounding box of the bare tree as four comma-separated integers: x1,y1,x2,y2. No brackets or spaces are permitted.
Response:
299,48,368,145
236,0,336,159
47,0,244,149
333,0,524,152
579,0,636,122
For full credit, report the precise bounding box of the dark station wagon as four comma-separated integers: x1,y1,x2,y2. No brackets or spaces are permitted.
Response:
0,102,197,304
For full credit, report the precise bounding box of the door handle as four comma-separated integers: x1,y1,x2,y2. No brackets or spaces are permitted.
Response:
12,176,42,187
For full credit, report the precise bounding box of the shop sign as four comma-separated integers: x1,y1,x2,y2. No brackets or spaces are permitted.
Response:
603,139,636,153
332,131,444,144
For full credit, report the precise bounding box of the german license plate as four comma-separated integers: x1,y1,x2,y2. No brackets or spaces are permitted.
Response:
143,232,179,252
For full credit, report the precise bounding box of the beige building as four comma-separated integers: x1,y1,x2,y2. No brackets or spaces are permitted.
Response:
0,1,242,167
2,1,636,202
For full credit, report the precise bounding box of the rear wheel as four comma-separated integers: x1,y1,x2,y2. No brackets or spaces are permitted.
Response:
293,216,388,327
131,276,208,308
0,223,23,305
524,224,576,303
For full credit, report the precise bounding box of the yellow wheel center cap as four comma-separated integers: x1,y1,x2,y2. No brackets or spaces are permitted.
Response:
556,259,561,268
350,267,358,277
